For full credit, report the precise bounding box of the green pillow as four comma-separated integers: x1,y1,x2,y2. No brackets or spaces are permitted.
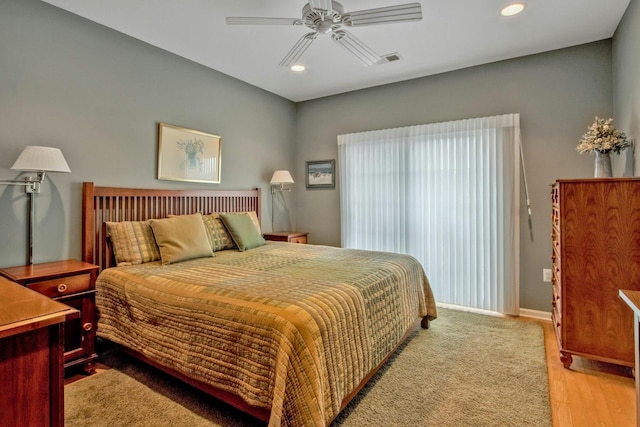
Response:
219,213,266,252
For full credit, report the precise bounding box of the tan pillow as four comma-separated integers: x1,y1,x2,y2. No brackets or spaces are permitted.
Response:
106,221,161,266
149,213,214,264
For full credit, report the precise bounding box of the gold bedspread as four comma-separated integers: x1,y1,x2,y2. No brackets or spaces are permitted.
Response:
96,242,437,427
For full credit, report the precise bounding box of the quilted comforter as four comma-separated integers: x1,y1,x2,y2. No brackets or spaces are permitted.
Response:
96,241,437,427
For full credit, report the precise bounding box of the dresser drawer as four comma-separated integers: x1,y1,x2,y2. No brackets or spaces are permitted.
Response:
27,273,92,298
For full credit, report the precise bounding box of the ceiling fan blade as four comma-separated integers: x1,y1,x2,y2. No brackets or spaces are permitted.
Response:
226,17,303,26
279,32,318,67
343,2,422,27
331,30,382,67
308,0,333,14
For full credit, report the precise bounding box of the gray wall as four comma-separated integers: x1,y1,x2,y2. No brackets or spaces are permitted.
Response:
1,0,627,313
0,0,296,267
613,0,640,176
294,41,614,312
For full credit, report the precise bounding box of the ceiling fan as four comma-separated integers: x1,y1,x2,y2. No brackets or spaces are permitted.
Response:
226,1,422,67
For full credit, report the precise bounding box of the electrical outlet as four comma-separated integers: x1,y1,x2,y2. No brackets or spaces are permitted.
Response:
542,268,552,282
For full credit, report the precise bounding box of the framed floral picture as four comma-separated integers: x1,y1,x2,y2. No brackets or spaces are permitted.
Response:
305,159,335,189
157,123,222,183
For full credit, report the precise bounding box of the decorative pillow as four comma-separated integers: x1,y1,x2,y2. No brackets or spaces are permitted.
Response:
201,213,236,251
106,220,161,266
149,213,214,264
219,211,261,234
219,212,266,252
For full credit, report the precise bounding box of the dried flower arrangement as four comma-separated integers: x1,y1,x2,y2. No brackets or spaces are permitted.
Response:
576,117,630,155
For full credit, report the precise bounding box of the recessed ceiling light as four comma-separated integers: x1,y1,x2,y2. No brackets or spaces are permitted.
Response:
290,64,306,72
501,2,526,17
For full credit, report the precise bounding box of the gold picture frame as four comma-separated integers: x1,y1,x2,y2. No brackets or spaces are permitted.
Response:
157,123,222,184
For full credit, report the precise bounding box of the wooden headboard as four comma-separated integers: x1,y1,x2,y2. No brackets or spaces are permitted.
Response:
81,182,261,271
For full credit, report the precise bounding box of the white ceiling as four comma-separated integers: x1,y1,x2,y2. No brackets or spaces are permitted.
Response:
42,0,630,102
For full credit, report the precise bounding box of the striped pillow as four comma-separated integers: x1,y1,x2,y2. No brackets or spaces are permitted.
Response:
203,211,261,251
106,220,161,266
201,213,236,251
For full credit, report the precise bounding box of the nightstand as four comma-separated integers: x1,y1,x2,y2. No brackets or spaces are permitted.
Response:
0,259,99,374
263,231,309,244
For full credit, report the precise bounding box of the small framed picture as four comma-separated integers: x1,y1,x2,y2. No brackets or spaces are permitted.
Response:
158,122,222,184
305,159,335,189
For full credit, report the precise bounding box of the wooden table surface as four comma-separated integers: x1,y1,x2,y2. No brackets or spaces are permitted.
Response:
0,276,77,339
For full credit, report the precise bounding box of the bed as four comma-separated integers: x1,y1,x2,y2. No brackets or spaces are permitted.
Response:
81,182,437,427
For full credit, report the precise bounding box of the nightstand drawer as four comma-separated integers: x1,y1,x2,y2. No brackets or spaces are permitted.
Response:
27,273,92,298
289,235,307,244
263,231,309,244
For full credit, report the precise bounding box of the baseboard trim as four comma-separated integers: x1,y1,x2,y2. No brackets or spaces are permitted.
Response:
436,303,551,321
436,302,507,318
519,308,551,321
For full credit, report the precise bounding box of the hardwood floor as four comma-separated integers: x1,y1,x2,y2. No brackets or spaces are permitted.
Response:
541,319,636,426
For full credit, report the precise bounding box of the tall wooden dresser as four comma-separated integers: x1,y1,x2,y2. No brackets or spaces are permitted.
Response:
551,178,640,369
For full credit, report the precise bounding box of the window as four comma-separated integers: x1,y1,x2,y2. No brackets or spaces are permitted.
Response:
338,114,521,314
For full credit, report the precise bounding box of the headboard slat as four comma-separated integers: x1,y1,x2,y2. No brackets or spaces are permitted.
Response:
81,182,261,272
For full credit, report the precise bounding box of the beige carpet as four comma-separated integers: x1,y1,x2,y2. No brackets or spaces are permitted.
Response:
65,307,551,426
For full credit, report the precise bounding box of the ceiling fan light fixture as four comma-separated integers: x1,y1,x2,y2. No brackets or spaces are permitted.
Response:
290,64,306,72
500,2,526,17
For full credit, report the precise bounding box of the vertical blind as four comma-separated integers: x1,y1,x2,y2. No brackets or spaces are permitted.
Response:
337,114,520,314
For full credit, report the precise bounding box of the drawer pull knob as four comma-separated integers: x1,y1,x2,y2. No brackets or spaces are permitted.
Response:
83,323,93,332
57,283,68,293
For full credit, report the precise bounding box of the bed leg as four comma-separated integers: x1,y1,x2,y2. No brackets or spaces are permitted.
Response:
421,316,430,329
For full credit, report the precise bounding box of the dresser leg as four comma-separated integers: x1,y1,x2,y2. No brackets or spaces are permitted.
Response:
560,351,573,369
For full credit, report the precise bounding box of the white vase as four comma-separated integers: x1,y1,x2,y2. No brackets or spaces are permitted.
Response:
594,151,612,178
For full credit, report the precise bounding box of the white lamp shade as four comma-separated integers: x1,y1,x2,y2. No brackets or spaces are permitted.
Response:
270,170,294,185
11,146,71,173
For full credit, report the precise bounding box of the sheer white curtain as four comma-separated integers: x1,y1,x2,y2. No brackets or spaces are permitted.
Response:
338,114,520,314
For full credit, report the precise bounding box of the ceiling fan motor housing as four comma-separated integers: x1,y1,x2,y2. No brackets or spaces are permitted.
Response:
302,1,345,33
